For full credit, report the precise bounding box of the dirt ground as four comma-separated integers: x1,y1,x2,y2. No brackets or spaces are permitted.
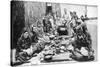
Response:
86,20,97,61
16,20,97,67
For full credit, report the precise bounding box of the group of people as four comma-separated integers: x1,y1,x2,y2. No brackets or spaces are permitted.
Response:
12,8,94,65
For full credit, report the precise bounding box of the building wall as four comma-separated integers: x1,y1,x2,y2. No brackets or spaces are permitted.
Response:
60,3,97,18
11,1,25,49
52,3,61,17
60,4,86,18
24,1,46,27
87,6,98,18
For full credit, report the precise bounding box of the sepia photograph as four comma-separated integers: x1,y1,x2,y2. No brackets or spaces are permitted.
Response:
11,0,98,66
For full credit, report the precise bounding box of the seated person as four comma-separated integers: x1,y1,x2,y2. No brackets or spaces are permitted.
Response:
70,18,94,61
17,32,31,51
